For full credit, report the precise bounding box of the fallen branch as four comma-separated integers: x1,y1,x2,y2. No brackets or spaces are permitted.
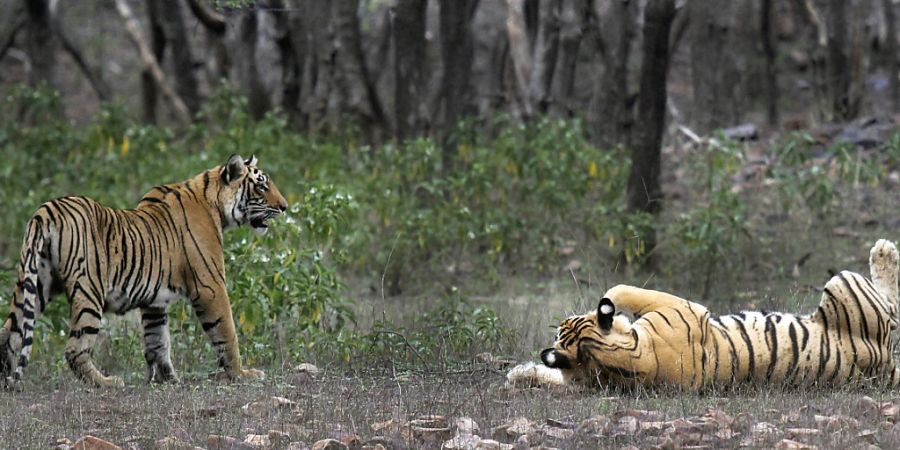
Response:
114,0,192,124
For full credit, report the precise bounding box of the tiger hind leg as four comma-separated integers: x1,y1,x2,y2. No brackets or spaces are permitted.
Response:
65,290,123,387
141,307,177,383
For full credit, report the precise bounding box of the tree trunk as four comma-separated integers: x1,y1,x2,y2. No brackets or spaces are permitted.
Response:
438,0,479,172
761,0,779,126
24,0,59,89
689,0,735,133
883,0,899,112
628,0,676,266
142,0,167,123
226,9,272,120
332,0,389,141
587,0,635,149
155,0,199,114
550,0,585,118
506,0,533,118
825,0,859,121
392,0,427,142
269,0,302,124
528,0,561,114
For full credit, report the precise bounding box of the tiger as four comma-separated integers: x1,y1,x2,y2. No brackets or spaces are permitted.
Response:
0,154,287,387
508,239,900,390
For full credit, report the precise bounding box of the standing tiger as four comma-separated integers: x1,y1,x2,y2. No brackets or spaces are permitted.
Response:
508,239,900,390
0,154,287,387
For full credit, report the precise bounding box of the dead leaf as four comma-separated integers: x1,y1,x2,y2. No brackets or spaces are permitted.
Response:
774,439,817,450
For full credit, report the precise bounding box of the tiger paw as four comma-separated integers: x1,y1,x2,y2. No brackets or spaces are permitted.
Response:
94,374,125,388
238,368,266,379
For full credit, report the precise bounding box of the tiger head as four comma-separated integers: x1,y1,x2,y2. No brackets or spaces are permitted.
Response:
218,154,288,234
540,298,647,387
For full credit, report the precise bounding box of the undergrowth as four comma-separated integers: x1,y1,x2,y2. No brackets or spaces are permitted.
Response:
1,85,898,378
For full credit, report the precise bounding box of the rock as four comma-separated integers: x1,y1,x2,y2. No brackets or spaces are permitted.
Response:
244,434,271,449
154,437,205,450
330,430,361,449
267,430,292,447
577,416,608,435
492,417,535,442
71,436,123,450
442,433,481,449
294,363,320,374
774,439,817,450
242,397,297,417
360,445,385,450
310,439,348,450
207,435,257,450
723,123,759,141
540,426,574,441
286,443,310,450
785,428,820,439
474,439,513,450
608,416,638,437
455,417,480,435
857,430,877,444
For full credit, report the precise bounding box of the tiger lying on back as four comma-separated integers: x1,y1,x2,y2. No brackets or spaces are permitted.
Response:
508,239,900,390
0,154,287,387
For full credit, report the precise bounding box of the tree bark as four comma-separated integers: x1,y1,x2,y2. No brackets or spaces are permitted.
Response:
391,0,427,142
269,0,302,123
115,0,192,125
156,0,199,114
226,9,272,120
506,0,533,118
528,0,561,114
883,0,899,112
332,0,390,141
550,0,585,118
628,0,676,265
24,0,59,89
141,0,167,123
689,0,735,133
587,0,635,148
438,0,479,172
761,0,779,126
826,0,857,121
0,1,24,63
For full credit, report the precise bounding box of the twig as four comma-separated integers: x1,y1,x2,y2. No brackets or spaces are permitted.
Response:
185,0,226,35
114,0,193,124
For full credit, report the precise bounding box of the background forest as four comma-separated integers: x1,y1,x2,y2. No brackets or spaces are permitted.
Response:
1,0,900,449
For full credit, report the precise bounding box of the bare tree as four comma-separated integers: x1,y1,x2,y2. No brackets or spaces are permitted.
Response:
883,0,899,112
689,0,737,133
506,0,533,118
761,0,779,125
826,0,853,120
528,0,561,114
628,0,677,266
0,0,25,64
437,0,479,171
392,0,428,142
587,0,636,148
549,0,586,118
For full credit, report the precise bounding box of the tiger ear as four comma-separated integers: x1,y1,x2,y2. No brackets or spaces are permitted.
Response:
597,297,615,332
221,154,246,184
245,154,258,167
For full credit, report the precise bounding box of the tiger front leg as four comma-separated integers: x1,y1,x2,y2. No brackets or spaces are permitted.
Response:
141,307,178,383
65,295,124,387
193,289,264,380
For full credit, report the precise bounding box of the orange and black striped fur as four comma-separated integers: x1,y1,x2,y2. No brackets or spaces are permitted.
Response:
0,154,287,387
509,239,900,390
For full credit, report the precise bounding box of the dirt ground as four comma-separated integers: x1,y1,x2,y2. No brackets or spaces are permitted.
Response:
4,367,900,449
